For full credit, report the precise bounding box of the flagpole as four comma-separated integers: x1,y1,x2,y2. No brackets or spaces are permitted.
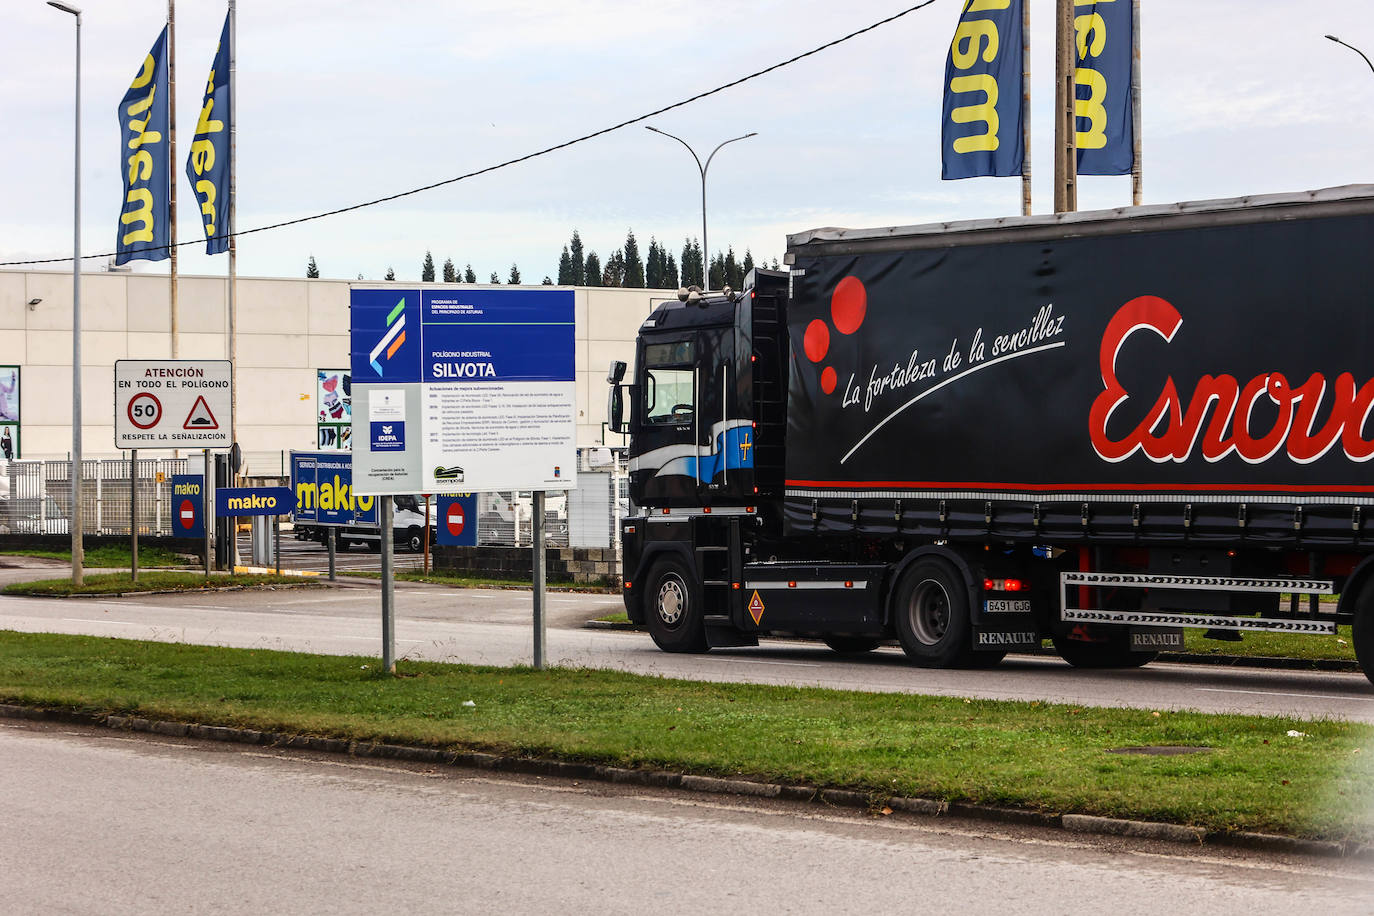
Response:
1021,0,1031,217
1053,0,1077,213
168,0,179,358
228,0,238,568
1131,0,1142,206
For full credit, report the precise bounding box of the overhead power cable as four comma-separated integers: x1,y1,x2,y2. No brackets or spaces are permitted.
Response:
2,0,942,267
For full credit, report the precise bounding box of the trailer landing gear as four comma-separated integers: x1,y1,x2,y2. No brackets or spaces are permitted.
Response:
823,636,882,655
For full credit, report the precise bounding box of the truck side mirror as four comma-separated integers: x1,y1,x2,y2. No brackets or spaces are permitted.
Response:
608,384,627,435
607,360,627,384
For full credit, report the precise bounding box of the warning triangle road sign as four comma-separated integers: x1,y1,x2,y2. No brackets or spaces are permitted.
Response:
183,395,220,430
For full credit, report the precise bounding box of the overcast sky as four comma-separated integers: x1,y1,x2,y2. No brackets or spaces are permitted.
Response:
6,0,1374,285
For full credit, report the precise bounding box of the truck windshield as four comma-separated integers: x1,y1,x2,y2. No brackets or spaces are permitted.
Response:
394,495,420,512
643,339,695,425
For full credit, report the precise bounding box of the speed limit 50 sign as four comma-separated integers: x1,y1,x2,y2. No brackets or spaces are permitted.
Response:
115,360,233,449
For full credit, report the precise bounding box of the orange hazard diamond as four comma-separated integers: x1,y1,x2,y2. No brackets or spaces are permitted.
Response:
748,590,765,625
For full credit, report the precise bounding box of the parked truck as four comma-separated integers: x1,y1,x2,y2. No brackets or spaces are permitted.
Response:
607,186,1374,684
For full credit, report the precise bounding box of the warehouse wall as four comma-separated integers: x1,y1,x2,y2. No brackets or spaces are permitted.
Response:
0,270,663,472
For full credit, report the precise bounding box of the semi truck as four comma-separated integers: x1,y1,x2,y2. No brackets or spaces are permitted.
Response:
606,186,1374,684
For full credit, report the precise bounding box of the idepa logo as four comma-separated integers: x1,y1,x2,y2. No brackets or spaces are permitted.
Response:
369,298,408,376
802,276,867,395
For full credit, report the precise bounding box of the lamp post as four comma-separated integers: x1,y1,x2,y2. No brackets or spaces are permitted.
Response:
1327,34,1374,76
645,126,757,291
48,0,84,586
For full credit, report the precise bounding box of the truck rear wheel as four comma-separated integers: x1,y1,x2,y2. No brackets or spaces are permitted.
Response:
1051,632,1156,669
1353,588,1374,686
644,557,708,653
893,558,973,668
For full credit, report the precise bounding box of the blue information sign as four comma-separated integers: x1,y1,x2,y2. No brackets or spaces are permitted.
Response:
170,474,204,539
216,487,294,517
349,287,578,495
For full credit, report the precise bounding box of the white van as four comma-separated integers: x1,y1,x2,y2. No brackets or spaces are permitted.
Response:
337,495,436,552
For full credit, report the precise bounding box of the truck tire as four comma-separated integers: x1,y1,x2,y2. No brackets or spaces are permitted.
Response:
644,557,708,653
1051,633,1156,669
823,636,882,655
893,557,974,668
1353,588,1374,686
405,526,424,553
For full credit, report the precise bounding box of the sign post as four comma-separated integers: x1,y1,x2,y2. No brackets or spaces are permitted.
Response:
129,448,138,582
349,288,577,672
423,494,431,574
532,490,546,668
203,449,212,578
380,498,395,674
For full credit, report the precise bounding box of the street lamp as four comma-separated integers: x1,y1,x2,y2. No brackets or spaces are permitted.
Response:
1326,34,1374,76
645,126,757,291
48,0,84,586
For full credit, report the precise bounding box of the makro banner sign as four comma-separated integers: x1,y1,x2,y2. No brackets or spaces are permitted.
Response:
186,13,232,255
1074,0,1134,176
115,26,170,265
290,451,377,527
348,288,577,495
941,0,1024,180
170,474,205,540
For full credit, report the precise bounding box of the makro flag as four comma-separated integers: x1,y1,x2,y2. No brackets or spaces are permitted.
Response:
941,0,1024,180
115,26,170,264
1074,0,1133,176
186,14,231,255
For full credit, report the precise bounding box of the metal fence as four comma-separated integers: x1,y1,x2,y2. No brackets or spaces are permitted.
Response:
3,457,190,537
0,448,628,549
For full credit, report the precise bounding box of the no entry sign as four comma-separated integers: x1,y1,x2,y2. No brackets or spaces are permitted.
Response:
436,494,477,546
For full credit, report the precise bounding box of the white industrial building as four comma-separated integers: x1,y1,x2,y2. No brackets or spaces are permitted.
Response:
0,269,660,474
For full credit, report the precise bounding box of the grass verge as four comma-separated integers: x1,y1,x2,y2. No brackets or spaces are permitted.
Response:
0,631,1368,841
1,571,319,597
3,545,194,568
1182,626,1357,663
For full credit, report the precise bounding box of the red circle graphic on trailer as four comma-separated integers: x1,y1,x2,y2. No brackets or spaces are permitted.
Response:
127,392,162,429
446,504,465,537
178,498,196,530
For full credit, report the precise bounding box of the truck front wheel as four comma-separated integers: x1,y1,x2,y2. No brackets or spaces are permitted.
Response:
405,526,424,553
644,557,708,653
893,558,974,668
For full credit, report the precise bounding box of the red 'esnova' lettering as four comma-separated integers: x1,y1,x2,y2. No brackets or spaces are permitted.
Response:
1088,296,1374,464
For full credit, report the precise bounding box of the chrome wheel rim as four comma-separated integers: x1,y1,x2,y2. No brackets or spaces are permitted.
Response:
909,579,950,646
656,574,687,628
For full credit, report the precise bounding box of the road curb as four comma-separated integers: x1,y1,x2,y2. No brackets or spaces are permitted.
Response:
5,582,326,599
579,623,1360,672
2,701,1367,860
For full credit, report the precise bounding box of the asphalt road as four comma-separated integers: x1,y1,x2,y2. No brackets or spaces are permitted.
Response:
0,567,1370,723
3,720,1370,916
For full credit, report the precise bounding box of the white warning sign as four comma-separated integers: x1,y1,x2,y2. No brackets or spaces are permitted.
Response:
115,360,233,449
